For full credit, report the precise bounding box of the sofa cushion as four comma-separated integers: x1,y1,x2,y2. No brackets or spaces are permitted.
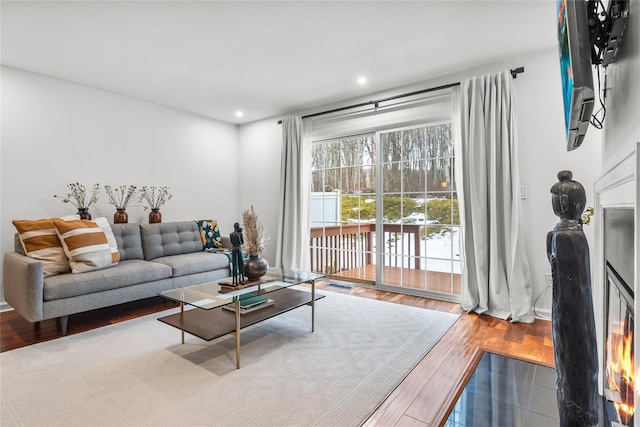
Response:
150,252,230,278
52,219,119,273
110,223,144,260
141,221,203,260
43,259,172,300
195,219,223,251
12,218,71,277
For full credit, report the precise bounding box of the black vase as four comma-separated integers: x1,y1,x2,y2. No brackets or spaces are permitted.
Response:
244,255,269,281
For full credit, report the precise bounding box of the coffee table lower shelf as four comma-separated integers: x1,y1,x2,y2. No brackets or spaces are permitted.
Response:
157,288,324,342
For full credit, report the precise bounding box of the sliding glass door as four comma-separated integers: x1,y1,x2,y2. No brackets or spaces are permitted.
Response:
309,124,460,300
310,135,377,282
377,124,460,297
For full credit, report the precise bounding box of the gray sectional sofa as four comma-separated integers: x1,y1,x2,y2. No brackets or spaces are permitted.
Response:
3,221,231,334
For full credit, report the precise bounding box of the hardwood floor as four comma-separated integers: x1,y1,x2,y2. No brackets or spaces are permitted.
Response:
328,264,462,295
0,297,179,352
0,281,554,426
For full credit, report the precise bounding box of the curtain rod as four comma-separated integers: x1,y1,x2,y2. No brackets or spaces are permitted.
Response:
277,66,524,124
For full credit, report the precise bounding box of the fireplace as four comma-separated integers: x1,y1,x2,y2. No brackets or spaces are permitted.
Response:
594,145,638,427
603,208,636,426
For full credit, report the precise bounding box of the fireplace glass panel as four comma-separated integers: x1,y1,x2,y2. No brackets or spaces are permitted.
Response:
604,208,635,293
605,263,635,426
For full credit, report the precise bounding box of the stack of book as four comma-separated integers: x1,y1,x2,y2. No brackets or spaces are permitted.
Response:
223,293,274,314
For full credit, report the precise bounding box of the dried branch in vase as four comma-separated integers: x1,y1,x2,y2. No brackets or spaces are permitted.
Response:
139,186,172,210
242,205,268,256
104,185,138,209
53,183,100,209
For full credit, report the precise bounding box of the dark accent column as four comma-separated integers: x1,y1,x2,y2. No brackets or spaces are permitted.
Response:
547,171,599,426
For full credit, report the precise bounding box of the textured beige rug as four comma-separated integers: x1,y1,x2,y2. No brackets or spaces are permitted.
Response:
1,289,459,426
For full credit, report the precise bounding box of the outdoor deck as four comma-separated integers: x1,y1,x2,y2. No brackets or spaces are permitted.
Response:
327,265,462,295
310,225,461,296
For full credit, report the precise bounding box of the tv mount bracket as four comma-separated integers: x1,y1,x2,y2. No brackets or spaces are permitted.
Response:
588,0,630,67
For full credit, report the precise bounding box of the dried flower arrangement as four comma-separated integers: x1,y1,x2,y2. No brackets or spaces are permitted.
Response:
53,183,100,209
104,185,138,209
139,186,172,210
242,205,268,256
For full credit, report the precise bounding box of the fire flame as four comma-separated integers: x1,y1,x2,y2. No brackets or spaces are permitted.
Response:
607,329,635,424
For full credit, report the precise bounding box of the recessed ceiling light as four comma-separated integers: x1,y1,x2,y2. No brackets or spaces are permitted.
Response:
236,111,244,118
357,76,367,85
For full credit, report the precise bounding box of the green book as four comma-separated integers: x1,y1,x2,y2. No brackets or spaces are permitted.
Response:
238,294,268,309
223,293,274,314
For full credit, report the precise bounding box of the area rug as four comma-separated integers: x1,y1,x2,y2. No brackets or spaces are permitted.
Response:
1,289,459,426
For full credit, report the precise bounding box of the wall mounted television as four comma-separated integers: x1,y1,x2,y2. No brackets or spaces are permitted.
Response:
557,0,595,151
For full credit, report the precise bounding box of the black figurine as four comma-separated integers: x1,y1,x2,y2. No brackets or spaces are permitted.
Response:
546,170,598,426
230,223,246,285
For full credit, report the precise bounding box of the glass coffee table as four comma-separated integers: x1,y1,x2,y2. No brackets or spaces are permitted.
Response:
158,268,325,369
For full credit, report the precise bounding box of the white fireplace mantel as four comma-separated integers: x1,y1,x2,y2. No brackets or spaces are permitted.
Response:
594,142,638,423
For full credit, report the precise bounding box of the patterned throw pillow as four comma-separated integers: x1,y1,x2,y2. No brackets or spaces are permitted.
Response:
195,219,222,251
52,218,119,273
12,218,71,277
92,217,120,266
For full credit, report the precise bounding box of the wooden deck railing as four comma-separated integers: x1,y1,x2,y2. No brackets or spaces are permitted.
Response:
309,223,422,274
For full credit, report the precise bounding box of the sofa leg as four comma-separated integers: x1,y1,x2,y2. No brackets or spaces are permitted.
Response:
60,316,69,336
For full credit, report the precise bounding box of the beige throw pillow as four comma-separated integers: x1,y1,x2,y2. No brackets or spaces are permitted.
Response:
92,217,120,266
52,219,118,273
12,218,71,277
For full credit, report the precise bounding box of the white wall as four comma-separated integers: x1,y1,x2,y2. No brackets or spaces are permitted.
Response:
239,47,603,316
601,0,640,168
237,120,282,266
0,67,240,300
516,49,601,317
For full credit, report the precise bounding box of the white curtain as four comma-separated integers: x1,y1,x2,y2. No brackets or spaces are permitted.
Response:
454,71,533,323
275,116,311,271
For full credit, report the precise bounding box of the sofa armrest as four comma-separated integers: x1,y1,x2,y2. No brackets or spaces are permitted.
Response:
3,252,44,322
220,236,232,249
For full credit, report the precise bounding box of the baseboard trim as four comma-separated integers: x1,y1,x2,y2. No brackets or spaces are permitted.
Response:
0,301,14,312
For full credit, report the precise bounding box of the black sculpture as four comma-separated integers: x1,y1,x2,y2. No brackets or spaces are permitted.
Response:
546,170,598,426
230,223,246,286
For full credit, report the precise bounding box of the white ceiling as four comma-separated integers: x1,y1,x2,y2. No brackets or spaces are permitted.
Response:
1,0,558,125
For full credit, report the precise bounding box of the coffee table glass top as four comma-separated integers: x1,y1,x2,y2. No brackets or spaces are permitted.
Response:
159,268,325,310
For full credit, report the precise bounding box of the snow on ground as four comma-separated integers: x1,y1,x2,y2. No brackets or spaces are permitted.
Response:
374,227,461,274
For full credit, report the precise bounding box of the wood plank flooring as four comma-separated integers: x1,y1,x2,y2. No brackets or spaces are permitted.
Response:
0,297,179,352
329,264,463,295
0,282,554,426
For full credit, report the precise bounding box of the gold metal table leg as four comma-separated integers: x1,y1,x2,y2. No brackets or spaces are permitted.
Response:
311,279,315,332
180,302,185,344
235,300,241,369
